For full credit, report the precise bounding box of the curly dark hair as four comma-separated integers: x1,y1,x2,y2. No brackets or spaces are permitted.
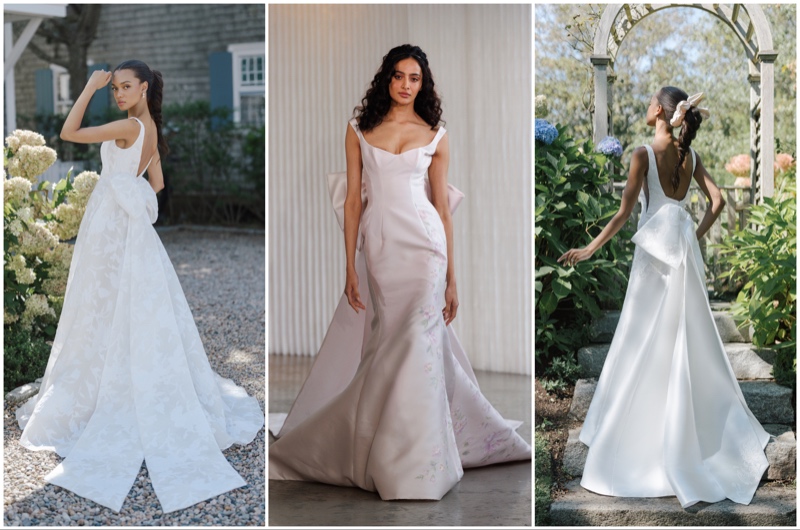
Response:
655,86,704,192
353,44,443,132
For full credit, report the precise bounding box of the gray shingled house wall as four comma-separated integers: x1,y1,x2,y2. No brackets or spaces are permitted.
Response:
10,4,265,120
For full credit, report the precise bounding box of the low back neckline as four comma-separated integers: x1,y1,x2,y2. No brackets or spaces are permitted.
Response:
109,117,153,177
643,144,694,203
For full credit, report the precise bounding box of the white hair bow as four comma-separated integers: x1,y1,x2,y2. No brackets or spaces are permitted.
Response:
670,92,711,127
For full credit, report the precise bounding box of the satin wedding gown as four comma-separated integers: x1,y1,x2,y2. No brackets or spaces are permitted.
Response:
579,145,769,507
269,118,531,500
16,117,265,513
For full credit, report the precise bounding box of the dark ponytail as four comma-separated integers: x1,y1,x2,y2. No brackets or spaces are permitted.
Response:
113,59,170,157
147,69,169,157
655,86,704,192
674,108,701,188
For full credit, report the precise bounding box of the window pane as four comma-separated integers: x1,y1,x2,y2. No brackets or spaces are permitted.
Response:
241,94,265,127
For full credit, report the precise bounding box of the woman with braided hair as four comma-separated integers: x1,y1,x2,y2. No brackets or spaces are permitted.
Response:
269,44,531,500
559,87,769,507
15,60,264,513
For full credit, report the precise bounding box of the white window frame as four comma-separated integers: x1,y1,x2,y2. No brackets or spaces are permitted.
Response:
227,42,265,125
49,64,72,115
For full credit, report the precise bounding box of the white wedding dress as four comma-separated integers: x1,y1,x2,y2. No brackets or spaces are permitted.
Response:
579,145,769,507
16,117,264,513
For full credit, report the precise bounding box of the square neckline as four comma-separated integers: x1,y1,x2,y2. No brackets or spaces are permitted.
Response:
349,119,445,157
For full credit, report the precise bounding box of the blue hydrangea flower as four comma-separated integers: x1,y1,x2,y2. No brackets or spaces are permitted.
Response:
535,119,558,145
596,136,623,157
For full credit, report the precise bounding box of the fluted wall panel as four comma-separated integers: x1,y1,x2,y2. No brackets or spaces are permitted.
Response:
268,4,531,374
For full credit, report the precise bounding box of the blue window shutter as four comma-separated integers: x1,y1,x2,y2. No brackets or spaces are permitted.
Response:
209,51,233,129
87,63,110,123
35,69,54,115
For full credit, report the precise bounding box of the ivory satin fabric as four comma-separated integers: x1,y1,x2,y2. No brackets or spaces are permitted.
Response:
269,119,531,500
579,145,769,507
16,117,264,513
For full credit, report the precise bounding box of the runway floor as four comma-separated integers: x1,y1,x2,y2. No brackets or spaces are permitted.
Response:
268,354,531,526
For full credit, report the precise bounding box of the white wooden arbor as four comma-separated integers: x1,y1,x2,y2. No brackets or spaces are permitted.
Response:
591,4,777,201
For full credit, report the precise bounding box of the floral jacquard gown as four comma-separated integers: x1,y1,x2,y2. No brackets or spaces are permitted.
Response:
268,118,531,500
579,145,769,507
16,117,265,514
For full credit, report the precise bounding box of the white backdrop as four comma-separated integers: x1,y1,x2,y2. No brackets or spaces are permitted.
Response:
268,4,531,374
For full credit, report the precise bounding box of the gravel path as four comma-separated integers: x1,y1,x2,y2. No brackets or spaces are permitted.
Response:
4,229,265,526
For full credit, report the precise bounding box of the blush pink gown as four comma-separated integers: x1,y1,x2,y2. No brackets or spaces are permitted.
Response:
268,118,531,500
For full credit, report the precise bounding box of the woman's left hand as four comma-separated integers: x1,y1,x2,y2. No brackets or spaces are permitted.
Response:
557,247,594,267
443,280,459,326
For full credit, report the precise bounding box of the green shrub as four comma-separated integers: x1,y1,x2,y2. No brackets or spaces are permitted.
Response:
714,176,796,389
4,326,51,392
534,432,553,526
535,124,634,388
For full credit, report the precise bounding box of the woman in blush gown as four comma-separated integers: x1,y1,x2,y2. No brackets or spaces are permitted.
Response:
16,60,264,514
269,44,531,500
559,87,769,507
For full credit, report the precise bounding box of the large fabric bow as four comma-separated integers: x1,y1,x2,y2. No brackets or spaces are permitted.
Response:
670,92,711,127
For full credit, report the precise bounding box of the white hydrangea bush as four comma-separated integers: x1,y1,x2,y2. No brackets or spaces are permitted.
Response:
4,130,98,337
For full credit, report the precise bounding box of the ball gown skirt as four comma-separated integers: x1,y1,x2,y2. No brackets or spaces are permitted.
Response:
268,119,531,500
16,117,265,513
579,145,769,508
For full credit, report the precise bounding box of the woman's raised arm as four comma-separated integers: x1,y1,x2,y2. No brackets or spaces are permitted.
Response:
60,70,139,145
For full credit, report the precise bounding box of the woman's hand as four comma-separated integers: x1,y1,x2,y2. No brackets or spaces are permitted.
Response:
344,268,366,313
557,247,594,267
443,279,459,325
87,70,112,91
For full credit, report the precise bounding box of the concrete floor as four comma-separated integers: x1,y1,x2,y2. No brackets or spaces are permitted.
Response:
268,355,532,526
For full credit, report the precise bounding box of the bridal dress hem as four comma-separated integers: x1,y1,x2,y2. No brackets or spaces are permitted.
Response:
16,117,265,514
578,144,769,509
268,118,531,500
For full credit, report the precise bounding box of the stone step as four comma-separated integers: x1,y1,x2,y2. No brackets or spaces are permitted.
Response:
548,479,796,526
578,343,776,380
569,379,794,425
588,309,751,344
563,424,796,481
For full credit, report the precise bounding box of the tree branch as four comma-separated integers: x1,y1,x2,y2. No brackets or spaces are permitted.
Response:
26,40,70,69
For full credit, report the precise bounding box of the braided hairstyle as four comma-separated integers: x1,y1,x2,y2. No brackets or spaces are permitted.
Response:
655,86,704,192
113,60,170,157
354,44,443,131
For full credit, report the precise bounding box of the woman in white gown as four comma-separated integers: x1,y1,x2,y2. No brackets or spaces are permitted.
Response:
559,87,769,507
15,60,264,513
269,44,531,500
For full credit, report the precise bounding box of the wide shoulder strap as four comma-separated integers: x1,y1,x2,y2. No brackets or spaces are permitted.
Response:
348,118,363,140
642,144,655,183
128,116,145,144
427,125,447,153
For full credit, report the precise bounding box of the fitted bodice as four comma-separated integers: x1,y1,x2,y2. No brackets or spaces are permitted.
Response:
638,144,695,228
100,117,153,179
348,118,446,214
